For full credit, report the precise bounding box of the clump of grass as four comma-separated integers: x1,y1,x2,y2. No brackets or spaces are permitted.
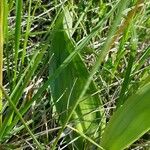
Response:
0,0,149,149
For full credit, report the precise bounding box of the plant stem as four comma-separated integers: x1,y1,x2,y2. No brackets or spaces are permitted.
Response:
0,0,4,127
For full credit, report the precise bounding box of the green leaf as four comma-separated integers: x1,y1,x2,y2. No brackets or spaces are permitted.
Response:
52,1,128,148
101,83,150,150
49,8,105,146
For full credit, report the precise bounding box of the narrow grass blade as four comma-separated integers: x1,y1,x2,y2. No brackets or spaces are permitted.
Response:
0,0,4,127
14,0,22,85
133,46,150,73
21,0,32,65
112,27,130,77
117,23,138,107
66,125,104,150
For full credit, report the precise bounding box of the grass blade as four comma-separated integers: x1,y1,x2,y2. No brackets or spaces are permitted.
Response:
14,0,22,85
117,23,138,107
0,0,4,127
21,0,32,65
66,125,104,150
101,83,150,150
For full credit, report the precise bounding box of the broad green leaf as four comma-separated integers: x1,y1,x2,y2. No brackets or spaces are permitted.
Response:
49,8,105,145
101,83,150,150
51,1,128,147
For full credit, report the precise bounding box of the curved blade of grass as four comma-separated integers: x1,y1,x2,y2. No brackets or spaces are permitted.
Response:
101,83,150,150
0,85,43,149
112,27,130,77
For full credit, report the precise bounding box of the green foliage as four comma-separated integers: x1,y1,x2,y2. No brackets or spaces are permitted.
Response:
0,0,149,149
49,8,105,148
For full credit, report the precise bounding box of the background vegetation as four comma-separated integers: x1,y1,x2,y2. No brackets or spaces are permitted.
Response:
0,0,150,149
